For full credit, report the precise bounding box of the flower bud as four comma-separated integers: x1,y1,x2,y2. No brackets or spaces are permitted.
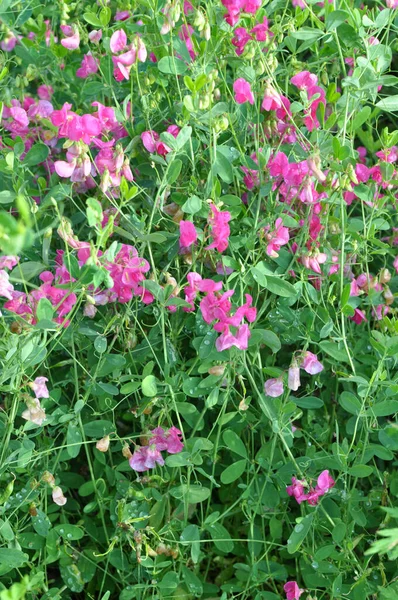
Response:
122,444,133,459
379,268,391,284
384,287,394,305
52,486,67,506
96,435,110,452
288,364,301,391
208,365,225,376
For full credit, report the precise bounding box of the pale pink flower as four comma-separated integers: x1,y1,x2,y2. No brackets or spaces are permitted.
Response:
0,270,14,300
233,78,254,105
386,0,398,9
22,398,46,426
300,351,323,375
129,446,165,471
88,29,102,43
52,486,67,506
37,85,54,100
96,435,110,452
110,29,127,53
393,255,398,274
179,221,197,249
264,378,284,397
29,376,50,399
288,364,300,391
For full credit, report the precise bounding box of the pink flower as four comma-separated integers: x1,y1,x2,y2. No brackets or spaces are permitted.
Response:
284,582,304,600
60,25,80,50
206,204,231,253
231,27,251,55
386,0,398,8
250,17,272,41
215,323,250,351
76,53,99,78
300,351,323,375
129,446,165,471
286,478,307,504
0,270,14,300
350,308,367,324
262,82,283,111
265,218,289,258
149,426,184,454
110,29,127,53
52,486,67,506
88,29,102,43
264,378,284,397
115,10,131,21
1,32,18,52
141,130,160,153
179,221,197,249
233,78,254,104
316,470,335,494
393,255,398,274
37,85,53,100
29,376,50,399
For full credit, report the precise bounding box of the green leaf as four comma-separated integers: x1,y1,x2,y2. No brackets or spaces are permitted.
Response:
326,10,349,31
83,420,114,437
265,276,297,298
32,509,52,537
142,375,158,397
379,426,398,451
376,96,398,112
67,422,82,458
182,195,202,214
170,484,210,503
213,151,233,183
181,524,201,563
158,56,187,75
348,464,373,477
222,430,247,458
206,522,234,553
23,143,49,166
287,513,313,554
339,391,362,415
167,159,182,184
294,396,324,409
249,329,281,353
182,566,203,597
352,106,372,130
220,459,247,484
0,548,29,575
0,190,16,204
83,12,102,26
319,341,349,363
36,298,54,322
54,524,85,540
368,400,398,417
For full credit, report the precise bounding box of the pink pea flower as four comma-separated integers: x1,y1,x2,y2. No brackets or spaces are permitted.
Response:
393,255,398,274
110,29,127,53
52,486,67,506
286,478,307,504
0,32,18,52
300,351,323,375
233,78,254,104
76,53,99,78
179,221,197,249
129,446,165,471
284,582,304,600
22,398,46,426
250,17,272,41
215,323,250,351
350,308,367,324
264,378,284,397
165,426,184,453
262,82,283,111
115,10,131,21
206,204,231,253
0,270,15,300
316,470,335,494
37,85,54,100
60,25,80,50
386,0,398,8
29,377,50,399
141,130,160,153
231,27,251,55
88,29,102,43
265,218,289,258
0,255,19,270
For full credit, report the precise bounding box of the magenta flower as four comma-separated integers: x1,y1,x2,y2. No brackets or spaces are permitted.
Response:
110,29,127,53
179,221,197,249
206,204,231,253
300,351,323,375
265,218,289,258
350,308,367,325
284,581,304,600
215,323,250,351
29,377,50,399
233,78,254,105
286,477,308,504
316,470,335,494
148,426,184,454
264,378,284,397
262,82,283,111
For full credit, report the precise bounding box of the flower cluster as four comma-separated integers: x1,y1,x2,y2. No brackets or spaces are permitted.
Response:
110,29,147,81
287,470,335,506
129,427,184,472
264,351,323,397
